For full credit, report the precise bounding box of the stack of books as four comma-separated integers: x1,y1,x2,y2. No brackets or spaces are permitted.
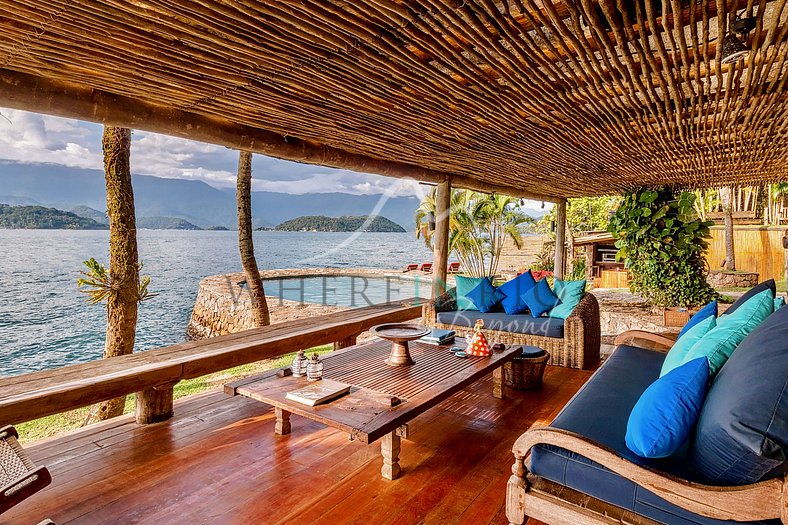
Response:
420,328,456,345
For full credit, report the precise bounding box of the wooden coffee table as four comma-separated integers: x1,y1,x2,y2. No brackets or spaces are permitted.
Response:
225,338,521,479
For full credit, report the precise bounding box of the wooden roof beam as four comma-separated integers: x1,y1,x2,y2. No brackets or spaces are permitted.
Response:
0,69,558,202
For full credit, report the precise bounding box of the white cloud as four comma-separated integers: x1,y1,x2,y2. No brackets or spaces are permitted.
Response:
0,108,425,197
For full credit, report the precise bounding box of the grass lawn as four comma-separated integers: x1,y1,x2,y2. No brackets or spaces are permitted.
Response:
17,344,334,443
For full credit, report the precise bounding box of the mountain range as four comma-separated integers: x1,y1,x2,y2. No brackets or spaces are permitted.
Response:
0,162,423,230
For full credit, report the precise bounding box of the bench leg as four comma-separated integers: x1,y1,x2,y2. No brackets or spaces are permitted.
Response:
381,431,401,480
136,383,175,424
275,408,291,435
493,367,506,399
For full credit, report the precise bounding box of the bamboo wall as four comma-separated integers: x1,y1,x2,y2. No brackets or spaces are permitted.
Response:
707,226,787,284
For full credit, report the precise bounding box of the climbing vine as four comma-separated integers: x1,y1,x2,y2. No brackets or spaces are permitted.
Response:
608,188,717,307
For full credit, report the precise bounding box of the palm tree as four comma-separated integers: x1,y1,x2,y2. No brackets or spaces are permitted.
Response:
236,151,270,326
80,126,144,424
416,189,528,277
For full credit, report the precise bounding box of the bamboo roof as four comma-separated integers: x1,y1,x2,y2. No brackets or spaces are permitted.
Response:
0,0,786,199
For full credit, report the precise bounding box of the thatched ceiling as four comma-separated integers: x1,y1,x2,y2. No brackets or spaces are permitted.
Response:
0,0,786,199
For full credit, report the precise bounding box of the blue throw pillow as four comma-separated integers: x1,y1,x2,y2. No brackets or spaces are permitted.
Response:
497,271,536,315
775,296,785,310
455,276,486,311
677,300,717,340
660,315,716,377
522,278,560,318
626,357,710,458
466,278,504,313
548,278,586,319
690,304,788,484
723,279,776,316
682,289,774,376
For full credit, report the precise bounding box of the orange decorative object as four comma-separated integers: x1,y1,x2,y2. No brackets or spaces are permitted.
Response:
466,319,491,357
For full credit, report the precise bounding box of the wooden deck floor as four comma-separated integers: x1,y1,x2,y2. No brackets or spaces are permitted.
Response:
3,365,592,525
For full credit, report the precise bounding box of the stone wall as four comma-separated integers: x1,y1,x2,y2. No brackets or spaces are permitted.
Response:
187,268,426,340
706,270,759,289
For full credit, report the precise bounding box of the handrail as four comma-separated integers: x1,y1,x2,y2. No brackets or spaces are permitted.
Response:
0,301,422,426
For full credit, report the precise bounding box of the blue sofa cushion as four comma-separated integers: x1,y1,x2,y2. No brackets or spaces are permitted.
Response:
677,300,717,339
626,357,710,458
435,311,564,338
689,304,788,485
497,271,536,315
465,277,504,313
522,278,560,318
530,345,777,525
723,279,776,316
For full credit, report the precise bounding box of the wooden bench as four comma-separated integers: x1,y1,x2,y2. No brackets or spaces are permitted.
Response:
0,302,422,427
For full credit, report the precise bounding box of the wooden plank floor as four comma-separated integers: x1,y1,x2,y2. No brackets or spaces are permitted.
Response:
3,365,592,525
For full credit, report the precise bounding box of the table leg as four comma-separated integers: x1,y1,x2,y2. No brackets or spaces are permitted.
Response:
493,366,506,399
275,407,291,435
381,431,401,480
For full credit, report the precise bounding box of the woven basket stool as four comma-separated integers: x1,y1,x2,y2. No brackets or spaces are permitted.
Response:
504,347,550,390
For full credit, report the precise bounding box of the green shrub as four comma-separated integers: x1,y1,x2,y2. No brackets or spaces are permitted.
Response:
608,188,717,307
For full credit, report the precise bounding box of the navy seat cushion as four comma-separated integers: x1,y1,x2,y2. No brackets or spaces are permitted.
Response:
689,304,788,484
530,345,778,525
724,279,776,316
435,311,564,338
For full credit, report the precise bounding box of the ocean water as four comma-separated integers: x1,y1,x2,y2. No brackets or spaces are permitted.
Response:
0,230,433,377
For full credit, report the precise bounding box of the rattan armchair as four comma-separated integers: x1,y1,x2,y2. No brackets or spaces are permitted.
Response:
422,290,601,370
1,425,52,516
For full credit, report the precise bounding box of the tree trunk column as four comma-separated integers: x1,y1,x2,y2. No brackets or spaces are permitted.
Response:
722,186,736,270
554,200,567,279
432,179,452,299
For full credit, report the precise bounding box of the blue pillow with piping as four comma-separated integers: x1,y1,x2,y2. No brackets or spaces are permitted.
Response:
521,278,560,318
466,278,505,313
677,300,717,340
455,276,487,311
497,271,536,315
626,357,710,458
548,278,586,319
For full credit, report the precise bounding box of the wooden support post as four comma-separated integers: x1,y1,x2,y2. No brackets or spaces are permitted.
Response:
381,431,402,480
783,230,788,289
333,335,357,351
554,200,567,279
432,179,452,299
275,407,291,435
585,245,595,287
135,383,175,424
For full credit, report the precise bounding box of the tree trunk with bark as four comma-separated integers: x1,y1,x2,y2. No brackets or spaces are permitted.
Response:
722,186,736,270
85,126,139,424
236,151,270,327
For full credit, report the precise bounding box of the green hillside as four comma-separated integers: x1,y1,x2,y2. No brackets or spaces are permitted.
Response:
274,215,406,233
0,205,107,229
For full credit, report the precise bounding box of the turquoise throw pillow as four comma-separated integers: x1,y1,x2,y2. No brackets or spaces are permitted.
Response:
466,278,505,313
522,278,560,318
548,279,586,319
497,271,536,315
682,289,774,375
660,315,716,377
455,276,487,311
775,296,785,310
626,357,710,458
676,300,717,340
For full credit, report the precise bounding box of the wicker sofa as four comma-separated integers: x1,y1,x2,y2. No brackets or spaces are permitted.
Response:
422,289,601,370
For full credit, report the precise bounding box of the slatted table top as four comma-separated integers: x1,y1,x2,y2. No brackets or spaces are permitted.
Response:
226,338,521,443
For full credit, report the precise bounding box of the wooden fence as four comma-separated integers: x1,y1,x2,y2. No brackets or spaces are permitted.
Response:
707,226,787,283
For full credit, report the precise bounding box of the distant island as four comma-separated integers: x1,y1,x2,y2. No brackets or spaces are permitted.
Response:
0,204,107,229
137,217,202,230
273,215,406,233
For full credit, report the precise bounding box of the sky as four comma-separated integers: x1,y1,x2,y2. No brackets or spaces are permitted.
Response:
0,107,547,213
